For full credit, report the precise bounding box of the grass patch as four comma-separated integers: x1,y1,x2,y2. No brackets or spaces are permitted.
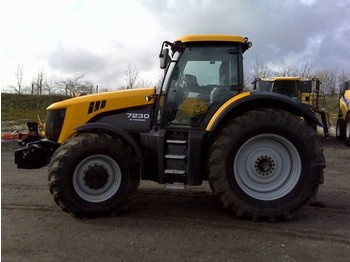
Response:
1,93,69,130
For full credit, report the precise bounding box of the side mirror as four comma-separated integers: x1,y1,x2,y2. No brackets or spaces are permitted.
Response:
160,48,170,69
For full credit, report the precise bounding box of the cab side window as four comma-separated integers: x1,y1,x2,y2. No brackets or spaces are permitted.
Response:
165,46,239,127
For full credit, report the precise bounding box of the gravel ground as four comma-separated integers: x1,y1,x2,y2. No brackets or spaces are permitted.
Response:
1,136,350,262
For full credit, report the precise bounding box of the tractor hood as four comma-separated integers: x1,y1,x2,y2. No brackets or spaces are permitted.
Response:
45,87,157,143
47,87,156,112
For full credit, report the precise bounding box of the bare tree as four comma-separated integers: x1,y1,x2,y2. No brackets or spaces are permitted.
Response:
338,70,350,94
297,61,313,77
250,59,271,79
32,70,46,95
274,63,297,77
246,59,272,89
124,64,139,89
138,78,154,88
9,64,24,94
44,77,58,95
57,73,95,96
81,80,95,94
314,69,338,97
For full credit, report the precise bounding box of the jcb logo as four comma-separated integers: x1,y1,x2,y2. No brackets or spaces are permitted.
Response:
88,100,106,114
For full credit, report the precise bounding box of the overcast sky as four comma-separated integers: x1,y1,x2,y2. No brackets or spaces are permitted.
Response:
2,0,350,91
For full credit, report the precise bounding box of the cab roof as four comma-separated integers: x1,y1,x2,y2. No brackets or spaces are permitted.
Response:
176,34,246,44
259,76,317,82
261,77,301,82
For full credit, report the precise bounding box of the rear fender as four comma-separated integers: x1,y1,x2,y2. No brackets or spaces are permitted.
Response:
206,91,322,132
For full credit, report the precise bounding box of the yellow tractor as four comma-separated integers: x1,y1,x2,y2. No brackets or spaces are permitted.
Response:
253,76,330,137
15,35,325,221
336,81,350,145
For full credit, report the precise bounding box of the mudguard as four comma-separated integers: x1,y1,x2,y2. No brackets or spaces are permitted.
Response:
206,91,322,131
76,123,145,176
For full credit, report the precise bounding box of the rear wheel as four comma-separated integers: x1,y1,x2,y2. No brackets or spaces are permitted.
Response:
48,132,140,218
345,114,350,146
208,108,325,222
336,118,346,140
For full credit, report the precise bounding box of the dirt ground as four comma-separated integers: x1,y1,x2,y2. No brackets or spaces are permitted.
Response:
1,135,350,262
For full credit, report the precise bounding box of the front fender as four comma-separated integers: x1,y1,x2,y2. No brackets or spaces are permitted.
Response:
206,91,322,131
76,123,145,176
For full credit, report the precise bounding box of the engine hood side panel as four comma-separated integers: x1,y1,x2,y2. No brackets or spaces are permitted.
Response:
50,88,156,143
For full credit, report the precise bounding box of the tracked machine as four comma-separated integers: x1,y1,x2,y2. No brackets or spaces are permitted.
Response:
15,35,325,221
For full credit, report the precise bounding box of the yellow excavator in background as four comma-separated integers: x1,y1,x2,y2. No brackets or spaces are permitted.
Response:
253,76,330,137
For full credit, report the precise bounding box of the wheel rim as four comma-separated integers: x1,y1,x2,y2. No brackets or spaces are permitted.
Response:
73,154,122,203
336,121,340,137
233,134,301,201
346,120,350,139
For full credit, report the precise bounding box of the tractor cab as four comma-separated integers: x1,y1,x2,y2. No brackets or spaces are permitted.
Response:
157,35,251,128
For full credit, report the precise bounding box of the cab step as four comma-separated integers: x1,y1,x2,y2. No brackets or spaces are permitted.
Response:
165,154,186,160
164,131,189,184
164,169,186,175
165,182,186,190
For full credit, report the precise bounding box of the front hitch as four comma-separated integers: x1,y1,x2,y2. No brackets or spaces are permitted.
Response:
15,139,59,169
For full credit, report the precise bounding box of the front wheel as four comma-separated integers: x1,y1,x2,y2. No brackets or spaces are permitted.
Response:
208,108,325,222
48,132,140,218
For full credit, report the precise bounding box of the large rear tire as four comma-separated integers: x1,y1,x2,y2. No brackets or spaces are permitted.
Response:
208,108,325,222
48,132,140,218
336,118,346,141
345,114,350,146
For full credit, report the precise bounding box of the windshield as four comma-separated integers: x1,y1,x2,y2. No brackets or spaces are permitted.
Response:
163,45,240,127
257,81,271,92
272,81,299,100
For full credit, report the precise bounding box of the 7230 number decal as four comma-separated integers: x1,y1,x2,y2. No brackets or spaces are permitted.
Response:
126,113,150,122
